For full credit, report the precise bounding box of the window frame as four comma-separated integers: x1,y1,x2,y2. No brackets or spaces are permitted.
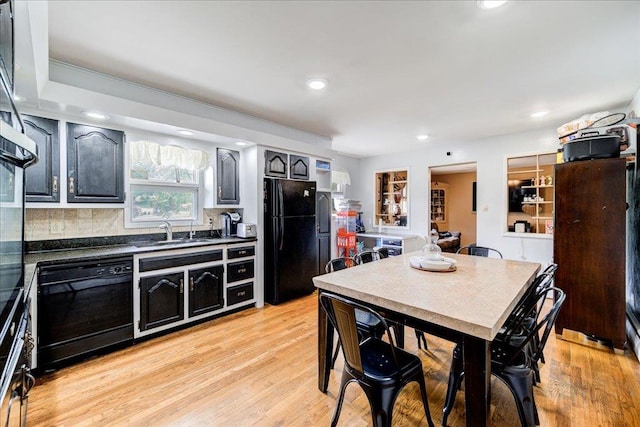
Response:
504,150,556,238
125,169,204,229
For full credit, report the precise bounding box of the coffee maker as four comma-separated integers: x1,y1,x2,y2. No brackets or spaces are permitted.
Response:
220,212,241,237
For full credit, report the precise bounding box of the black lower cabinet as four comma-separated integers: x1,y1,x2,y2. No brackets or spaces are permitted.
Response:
139,272,184,331
227,282,254,306
227,260,254,283
188,265,224,317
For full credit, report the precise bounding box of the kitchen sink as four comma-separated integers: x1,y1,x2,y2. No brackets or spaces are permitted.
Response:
133,238,215,248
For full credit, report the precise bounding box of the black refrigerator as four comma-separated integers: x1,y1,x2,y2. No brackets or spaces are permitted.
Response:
264,178,318,305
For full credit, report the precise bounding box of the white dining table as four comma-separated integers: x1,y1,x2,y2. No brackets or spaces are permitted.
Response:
313,252,541,427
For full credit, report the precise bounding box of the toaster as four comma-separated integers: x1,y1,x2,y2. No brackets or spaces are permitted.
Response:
237,223,257,238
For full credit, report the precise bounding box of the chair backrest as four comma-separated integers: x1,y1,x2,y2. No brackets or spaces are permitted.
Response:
319,292,399,377
354,250,380,265
502,264,558,336
325,257,355,273
456,244,503,259
375,247,389,259
500,286,566,367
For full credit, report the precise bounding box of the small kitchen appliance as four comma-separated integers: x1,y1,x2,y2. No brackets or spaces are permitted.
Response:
237,223,257,238
220,212,241,237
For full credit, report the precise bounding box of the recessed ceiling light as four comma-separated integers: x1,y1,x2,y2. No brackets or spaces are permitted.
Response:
478,0,507,9
307,78,328,90
83,111,108,120
13,94,25,102
177,130,194,136
235,141,247,146
416,134,430,141
530,111,549,118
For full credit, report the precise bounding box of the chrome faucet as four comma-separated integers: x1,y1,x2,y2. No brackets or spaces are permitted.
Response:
189,220,196,240
159,221,173,241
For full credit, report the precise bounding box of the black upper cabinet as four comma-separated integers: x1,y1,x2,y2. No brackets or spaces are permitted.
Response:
23,115,60,202
216,148,240,205
67,123,125,203
289,155,309,180
265,150,288,178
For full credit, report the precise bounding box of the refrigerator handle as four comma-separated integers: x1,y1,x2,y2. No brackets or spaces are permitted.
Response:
279,216,284,250
277,181,284,218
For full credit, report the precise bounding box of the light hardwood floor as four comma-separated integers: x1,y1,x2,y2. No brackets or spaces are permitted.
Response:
28,293,640,426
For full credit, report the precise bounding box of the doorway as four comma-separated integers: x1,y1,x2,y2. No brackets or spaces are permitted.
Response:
429,162,477,247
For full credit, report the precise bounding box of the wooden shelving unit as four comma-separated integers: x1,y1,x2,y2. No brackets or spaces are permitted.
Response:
430,182,448,224
506,152,556,235
375,170,408,226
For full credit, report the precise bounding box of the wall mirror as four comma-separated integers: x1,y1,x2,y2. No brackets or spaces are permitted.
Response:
374,169,408,227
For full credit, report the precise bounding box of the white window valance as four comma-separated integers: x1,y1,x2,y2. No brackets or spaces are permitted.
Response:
130,140,209,170
331,170,351,186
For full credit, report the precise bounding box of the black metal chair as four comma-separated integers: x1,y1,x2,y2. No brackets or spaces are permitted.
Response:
354,250,405,348
441,286,566,427
375,247,389,259
354,250,380,265
325,257,355,273
325,257,387,368
415,245,503,350
456,244,503,258
499,263,558,383
320,292,435,427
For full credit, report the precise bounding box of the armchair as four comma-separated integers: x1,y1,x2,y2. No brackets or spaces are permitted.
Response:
430,222,461,253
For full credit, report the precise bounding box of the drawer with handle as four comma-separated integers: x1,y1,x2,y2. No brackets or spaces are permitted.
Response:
227,246,255,259
227,260,254,283
139,250,223,272
227,282,254,306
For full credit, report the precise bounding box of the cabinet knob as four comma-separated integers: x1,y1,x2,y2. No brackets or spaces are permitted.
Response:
218,186,222,198
179,279,184,294
68,177,75,194
52,176,58,193
190,277,194,291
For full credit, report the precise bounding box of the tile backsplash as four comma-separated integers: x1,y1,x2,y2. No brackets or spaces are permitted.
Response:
25,208,236,241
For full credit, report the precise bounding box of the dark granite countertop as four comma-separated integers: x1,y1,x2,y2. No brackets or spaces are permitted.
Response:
24,233,257,291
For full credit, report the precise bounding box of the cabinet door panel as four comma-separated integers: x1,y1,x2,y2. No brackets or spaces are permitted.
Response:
216,148,240,204
67,123,125,203
317,192,331,234
265,150,288,178
316,191,332,274
139,272,184,331
318,235,331,275
188,265,224,317
24,115,60,202
289,155,309,180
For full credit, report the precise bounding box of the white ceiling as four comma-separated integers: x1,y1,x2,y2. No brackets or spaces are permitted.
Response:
32,1,640,157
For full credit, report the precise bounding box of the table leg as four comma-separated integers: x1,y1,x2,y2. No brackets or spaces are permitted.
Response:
318,293,333,392
462,335,491,427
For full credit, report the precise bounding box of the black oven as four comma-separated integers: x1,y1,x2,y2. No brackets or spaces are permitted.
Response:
1,0,38,421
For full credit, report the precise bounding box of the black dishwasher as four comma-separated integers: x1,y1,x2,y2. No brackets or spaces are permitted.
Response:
37,256,133,370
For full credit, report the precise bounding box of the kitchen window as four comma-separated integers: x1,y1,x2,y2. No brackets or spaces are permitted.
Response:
126,141,208,227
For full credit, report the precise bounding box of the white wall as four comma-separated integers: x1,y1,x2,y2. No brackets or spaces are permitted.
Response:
353,128,560,264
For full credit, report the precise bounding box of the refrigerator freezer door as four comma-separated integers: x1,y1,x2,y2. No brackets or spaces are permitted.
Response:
264,178,316,217
265,216,318,305
280,179,316,217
